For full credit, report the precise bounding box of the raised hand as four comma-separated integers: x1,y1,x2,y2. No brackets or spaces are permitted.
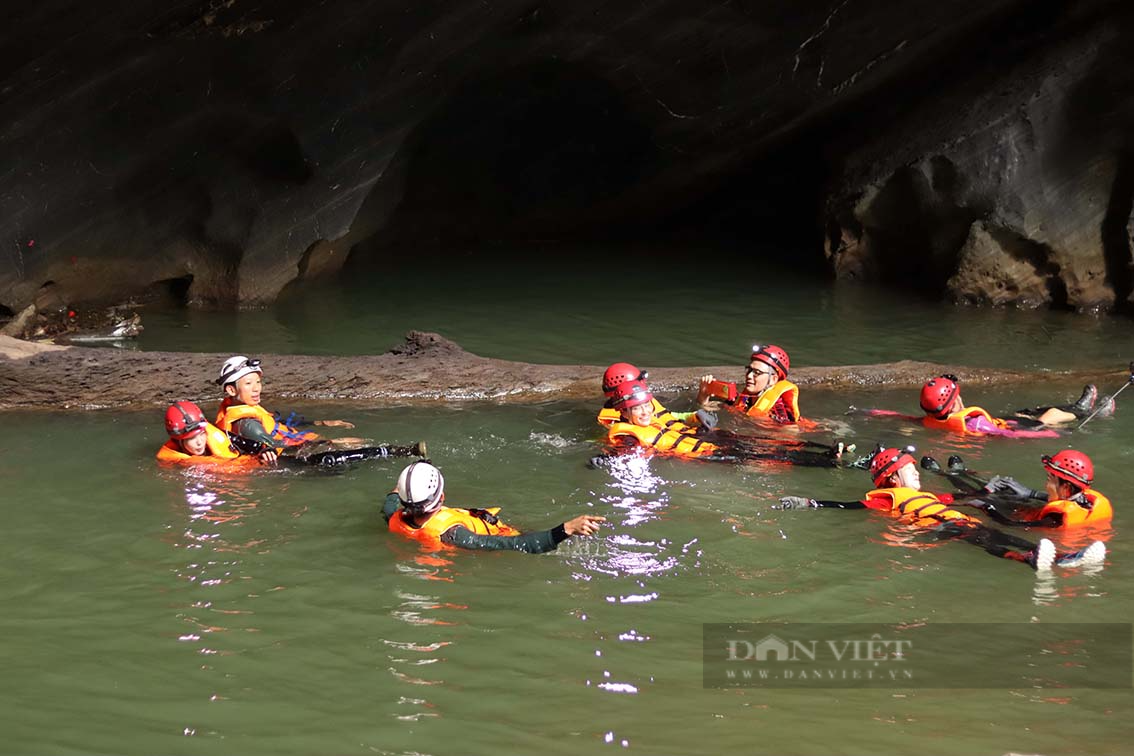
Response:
563,515,607,537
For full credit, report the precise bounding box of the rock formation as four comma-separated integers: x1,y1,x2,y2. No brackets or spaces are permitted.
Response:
823,1,1134,312
1,0,1130,317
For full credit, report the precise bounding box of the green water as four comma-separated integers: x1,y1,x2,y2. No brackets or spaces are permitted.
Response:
133,246,1134,371
3,252,1133,755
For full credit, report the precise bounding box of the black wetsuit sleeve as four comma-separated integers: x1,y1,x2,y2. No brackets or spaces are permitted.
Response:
440,524,569,553
232,417,277,448
981,504,1064,529
813,499,868,509
382,492,401,523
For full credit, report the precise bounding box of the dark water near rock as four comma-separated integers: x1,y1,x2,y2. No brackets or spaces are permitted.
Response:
2,245,1132,755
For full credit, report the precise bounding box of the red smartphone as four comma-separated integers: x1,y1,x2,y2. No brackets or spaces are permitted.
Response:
705,380,737,403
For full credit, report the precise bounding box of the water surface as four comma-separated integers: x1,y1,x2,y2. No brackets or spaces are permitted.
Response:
3,247,1132,755
134,245,1134,372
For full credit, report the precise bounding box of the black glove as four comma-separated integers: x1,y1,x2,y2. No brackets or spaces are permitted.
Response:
695,409,719,430
983,475,1044,499
779,496,818,510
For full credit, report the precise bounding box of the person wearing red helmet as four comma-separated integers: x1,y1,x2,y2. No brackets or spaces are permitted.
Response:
596,362,691,428
917,374,1069,438
698,344,801,424
972,450,1112,530
161,398,425,468
778,446,1106,571
602,379,843,466
606,380,720,458
919,374,1011,434
157,400,278,466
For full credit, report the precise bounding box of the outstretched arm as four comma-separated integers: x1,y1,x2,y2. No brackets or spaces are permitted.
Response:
441,515,606,554
973,500,1064,529
779,496,867,510
813,499,867,509
315,419,355,428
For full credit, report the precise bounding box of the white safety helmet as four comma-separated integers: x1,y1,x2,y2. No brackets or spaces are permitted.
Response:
216,355,263,386
396,461,445,514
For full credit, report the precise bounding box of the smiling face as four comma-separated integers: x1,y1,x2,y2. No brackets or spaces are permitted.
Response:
744,360,777,395
624,401,656,427
225,373,263,407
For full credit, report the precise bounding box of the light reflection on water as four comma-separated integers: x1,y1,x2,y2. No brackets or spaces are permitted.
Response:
0,384,1130,754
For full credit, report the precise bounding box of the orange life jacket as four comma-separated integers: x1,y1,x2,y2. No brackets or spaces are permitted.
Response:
921,406,1008,434
865,486,978,527
733,380,801,423
1021,489,1113,528
155,422,251,466
215,399,318,446
597,398,674,428
388,506,521,549
607,417,718,458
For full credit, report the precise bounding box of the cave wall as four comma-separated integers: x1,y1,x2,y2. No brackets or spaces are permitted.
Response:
0,0,1126,315
823,1,1134,312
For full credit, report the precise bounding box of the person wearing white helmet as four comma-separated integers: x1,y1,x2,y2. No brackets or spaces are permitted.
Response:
214,355,355,451
383,462,606,552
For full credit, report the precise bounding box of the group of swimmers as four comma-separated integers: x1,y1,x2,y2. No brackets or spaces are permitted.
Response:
157,346,1115,572
158,356,426,469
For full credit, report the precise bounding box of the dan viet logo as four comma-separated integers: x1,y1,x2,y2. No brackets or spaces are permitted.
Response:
704,622,1133,689
728,633,912,664
717,630,915,685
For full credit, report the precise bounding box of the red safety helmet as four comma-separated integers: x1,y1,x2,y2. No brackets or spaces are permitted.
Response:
611,380,653,410
869,447,916,487
602,362,647,396
165,400,207,440
751,344,790,380
1042,450,1093,488
919,375,959,418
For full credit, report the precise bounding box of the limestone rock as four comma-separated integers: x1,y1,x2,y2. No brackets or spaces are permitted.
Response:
946,222,1052,307
0,0,1130,314
825,4,1134,312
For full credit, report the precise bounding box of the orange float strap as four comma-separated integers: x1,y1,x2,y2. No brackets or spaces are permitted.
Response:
607,418,718,458
866,486,978,527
